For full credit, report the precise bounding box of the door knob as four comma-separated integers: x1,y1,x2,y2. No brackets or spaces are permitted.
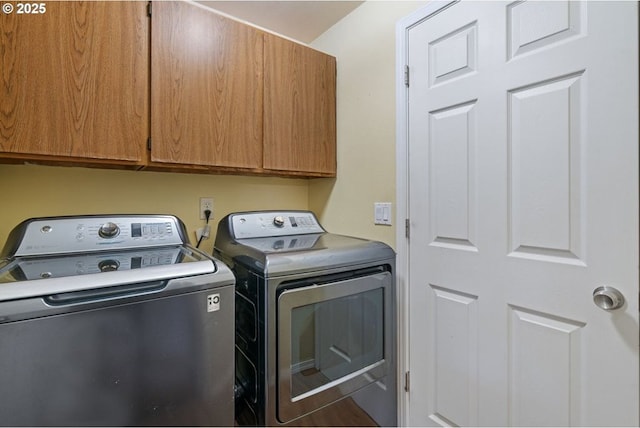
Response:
592,286,625,311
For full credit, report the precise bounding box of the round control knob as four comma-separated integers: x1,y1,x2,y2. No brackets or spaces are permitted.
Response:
98,222,120,239
98,259,120,272
273,216,286,228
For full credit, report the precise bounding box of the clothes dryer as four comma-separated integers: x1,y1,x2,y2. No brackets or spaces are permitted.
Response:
214,210,397,426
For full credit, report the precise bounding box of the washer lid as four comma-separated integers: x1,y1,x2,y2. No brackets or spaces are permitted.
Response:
0,245,218,302
0,215,232,303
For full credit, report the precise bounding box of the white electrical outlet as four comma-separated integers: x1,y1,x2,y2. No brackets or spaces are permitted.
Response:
200,198,213,220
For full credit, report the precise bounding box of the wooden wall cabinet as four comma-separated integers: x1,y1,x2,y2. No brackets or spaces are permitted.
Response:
149,1,263,172
263,34,337,176
151,2,336,177
1,1,336,178
0,1,149,167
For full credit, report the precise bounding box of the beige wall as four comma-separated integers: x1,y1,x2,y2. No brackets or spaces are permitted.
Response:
0,164,308,254
309,1,427,250
1,1,428,256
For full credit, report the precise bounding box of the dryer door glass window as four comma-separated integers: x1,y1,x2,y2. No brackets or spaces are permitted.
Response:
277,271,392,423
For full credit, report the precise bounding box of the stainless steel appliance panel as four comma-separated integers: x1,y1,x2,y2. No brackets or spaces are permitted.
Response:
0,214,236,427
215,210,397,427
0,282,234,427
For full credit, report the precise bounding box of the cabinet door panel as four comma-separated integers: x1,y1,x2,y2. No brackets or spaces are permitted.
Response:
0,1,148,162
264,34,336,176
151,1,263,169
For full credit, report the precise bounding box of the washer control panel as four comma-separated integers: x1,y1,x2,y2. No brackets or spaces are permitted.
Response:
11,215,185,257
230,211,325,239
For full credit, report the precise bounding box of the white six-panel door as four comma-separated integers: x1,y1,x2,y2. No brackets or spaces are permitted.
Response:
399,1,639,426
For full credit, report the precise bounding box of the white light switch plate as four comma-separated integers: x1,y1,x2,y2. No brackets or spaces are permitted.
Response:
374,202,392,226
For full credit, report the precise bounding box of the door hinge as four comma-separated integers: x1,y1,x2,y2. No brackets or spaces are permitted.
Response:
404,65,410,87
147,137,152,151
404,371,410,392
147,1,152,17
405,218,410,239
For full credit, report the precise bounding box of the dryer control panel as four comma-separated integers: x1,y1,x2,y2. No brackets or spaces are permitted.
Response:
230,211,325,239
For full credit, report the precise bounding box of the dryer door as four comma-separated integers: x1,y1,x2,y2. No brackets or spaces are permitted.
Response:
277,270,392,423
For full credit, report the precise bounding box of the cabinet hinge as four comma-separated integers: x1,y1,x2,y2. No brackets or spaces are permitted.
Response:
147,137,152,151
147,1,152,17
404,65,410,87
405,218,410,239
404,371,410,392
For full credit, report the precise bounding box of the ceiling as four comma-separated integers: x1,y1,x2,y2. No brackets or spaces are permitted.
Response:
196,1,365,43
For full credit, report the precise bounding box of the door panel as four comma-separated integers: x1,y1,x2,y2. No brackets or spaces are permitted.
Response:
263,34,337,175
428,100,478,251
431,286,479,427
151,1,263,169
508,306,585,427
507,1,584,60
508,72,585,264
406,1,638,426
0,1,148,162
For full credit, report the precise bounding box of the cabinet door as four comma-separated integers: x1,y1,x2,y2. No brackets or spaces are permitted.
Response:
0,1,148,163
263,34,336,176
151,1,263,169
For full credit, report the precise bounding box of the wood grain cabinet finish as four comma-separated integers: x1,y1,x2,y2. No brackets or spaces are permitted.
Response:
150,1,263,170
1,1,336,177
263,34,337,176
0,1,149,165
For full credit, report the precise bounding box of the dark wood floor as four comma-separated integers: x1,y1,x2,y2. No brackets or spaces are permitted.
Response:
236,398,377,427
283,396,377,427
286,367,378,427
235,366,379,427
